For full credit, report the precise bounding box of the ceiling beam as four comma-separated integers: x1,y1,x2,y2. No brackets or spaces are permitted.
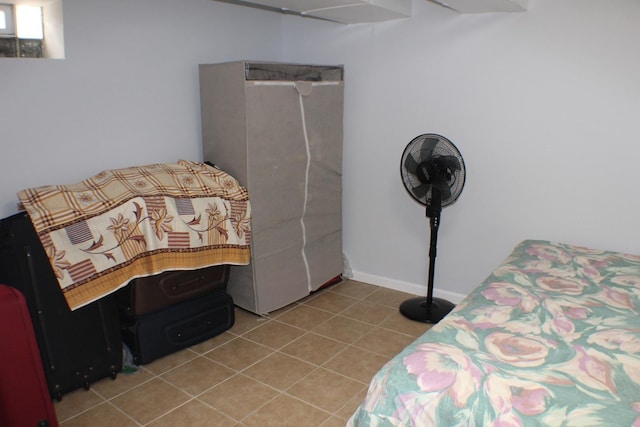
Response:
426,0,528,13
213,0,411,24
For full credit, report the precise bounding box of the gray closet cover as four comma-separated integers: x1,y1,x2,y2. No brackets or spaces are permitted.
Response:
199,61,343,314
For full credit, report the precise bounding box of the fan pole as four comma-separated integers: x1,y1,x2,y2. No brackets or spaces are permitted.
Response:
399,191,455,323
426,212,439,305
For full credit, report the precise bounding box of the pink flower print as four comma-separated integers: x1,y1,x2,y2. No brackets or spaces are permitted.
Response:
520,259,553,274
632,401,640,427
595,285,634,311
611,275,640,288
482,283,539,313
557,345,617,395
485,332,550,367
542,300,589,339
525,244,572,264
620,253,640,263
467,306,514,330
535,276,586,295
620,354,640,385
404,343,483,408
574,256,608,280
486,375,553,417
588,329,640,353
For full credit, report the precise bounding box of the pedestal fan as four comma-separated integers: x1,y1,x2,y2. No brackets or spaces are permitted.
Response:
399,134,466,323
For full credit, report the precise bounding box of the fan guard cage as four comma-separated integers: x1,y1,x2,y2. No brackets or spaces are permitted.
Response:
400,134,466,208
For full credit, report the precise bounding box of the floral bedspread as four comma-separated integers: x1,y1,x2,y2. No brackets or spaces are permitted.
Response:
17,160,251,310
348,240,640,426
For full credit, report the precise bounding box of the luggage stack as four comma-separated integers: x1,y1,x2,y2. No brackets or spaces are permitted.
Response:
116,264,234,365
0,212,122,401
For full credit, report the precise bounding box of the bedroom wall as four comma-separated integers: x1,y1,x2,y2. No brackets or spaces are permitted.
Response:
0,0,283,216
2,0,639,302
281,0,640,299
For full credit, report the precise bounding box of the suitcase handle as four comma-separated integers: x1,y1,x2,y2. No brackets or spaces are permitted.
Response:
165,305,231,347
163,275,206,296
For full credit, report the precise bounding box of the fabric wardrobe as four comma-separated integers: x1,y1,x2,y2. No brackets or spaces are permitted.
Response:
199,61,344,314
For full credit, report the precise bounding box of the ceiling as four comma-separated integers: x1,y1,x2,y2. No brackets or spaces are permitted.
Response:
213,0,529,24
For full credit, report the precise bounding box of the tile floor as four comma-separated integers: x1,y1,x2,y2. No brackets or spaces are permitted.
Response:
54,280,432,426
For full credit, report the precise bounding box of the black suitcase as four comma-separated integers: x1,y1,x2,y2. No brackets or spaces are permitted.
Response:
121,291,234,365
115,264,229,317
0,212,122,401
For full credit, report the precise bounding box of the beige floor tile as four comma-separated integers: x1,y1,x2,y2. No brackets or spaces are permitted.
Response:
161,356,235,396
199,374,279,421
204,336,273,371
50,281,428,426
354,327,417,358
337,387,368,420
59,402,136,427
189,330,236,354
54,388,105,423
380,310,434,337
328,280,379,299
229,307,269,335
142,347,198,375
147,399,236,427
275,304,335,330
242,352,315,391
90,367,155,399
303,290,360,313
242,394,330,427
259,302,299,319
321,415,352,427
312,315,373,344
365,287,416,308
324,346,390,384
280,332,347,366
241,320,306,349
287,368,364,413
111,378,190,424
339,300,396,325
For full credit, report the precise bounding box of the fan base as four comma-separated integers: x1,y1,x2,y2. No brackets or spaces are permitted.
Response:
399,297,455,324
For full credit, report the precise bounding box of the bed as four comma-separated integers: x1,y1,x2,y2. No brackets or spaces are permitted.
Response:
348,239,640,426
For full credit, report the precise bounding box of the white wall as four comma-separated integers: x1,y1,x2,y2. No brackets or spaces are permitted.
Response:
281,0,640,299
0,0,284,216
2,0,639,301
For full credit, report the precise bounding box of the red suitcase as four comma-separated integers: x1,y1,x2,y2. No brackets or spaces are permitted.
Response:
0,284,59,427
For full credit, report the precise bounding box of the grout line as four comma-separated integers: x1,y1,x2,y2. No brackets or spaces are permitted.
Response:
58,281,416,425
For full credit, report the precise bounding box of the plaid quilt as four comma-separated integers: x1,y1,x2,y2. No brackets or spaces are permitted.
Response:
17,160,251,310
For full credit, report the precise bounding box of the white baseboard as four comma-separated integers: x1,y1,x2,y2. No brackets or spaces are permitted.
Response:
350,270,467,304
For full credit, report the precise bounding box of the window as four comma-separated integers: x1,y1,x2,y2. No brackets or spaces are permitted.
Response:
0,4,16,35
0,3,42,58
0,1,64,59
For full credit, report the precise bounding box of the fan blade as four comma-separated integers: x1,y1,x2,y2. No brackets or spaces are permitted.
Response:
403,152,420,175
438,184,452,201
411,183,430,199
417,137,438,163
438,155,462,171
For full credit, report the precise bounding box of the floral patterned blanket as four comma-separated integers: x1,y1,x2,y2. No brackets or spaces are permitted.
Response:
348,240,640,426
17,160,251,310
